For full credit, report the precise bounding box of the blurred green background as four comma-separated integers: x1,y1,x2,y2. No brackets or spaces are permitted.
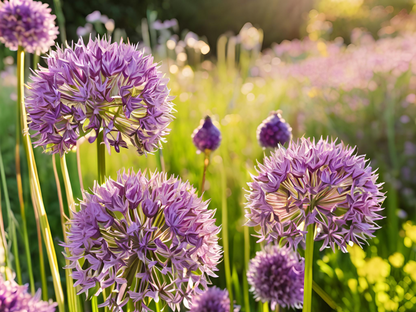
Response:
2,0,416,311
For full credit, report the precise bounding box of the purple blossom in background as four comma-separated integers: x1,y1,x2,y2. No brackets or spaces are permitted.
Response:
26,37,174,155
245,137,384,252
0,0,58,54
192,116,221,153
257,111,292,148
153,19,178,30
190,287,239,312
0,277,56,312
64,170,221,312
247,245,304,310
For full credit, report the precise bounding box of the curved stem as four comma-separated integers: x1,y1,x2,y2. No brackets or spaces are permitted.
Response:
17,45,65,312
302,223,316,312
200,150,210,195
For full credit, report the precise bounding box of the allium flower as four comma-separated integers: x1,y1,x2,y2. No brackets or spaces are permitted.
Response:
64,170,221,312
247,245,304,310
245,137,384,252
0,277,56,312
26,37,174,155
190,287,239,312
0,0,58,54
257,111,292,148
192,116,221,153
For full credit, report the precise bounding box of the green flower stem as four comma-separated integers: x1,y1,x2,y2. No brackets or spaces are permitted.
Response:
200,150,210,195
156,149,166,172
76,142,84,192
3,144,21,286
91,297,99,312
59,155,81,312
303,223,316,312
96,132,107,312
17,45,65,312
312,280,337,310
263,302,269,312
97,131,106,185
0,179,9,272
220,155,233,312
0,148,18,280
31,198,48,301
52,0,67,43
243,226,250,312
155,300,161,312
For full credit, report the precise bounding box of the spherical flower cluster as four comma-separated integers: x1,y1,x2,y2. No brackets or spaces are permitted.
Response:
0,277,56,312
0,0,58,54
64,170,222,312
192,116,221,153
247,245,304,310
190,287,239,312
257,111,292,148
245,137,384,252
26,37,174,156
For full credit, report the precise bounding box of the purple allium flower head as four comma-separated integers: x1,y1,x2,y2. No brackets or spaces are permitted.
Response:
192,116,221,153
0,276,57,312
64,170,222,312
0,0,58,54
245,137,384,252
247,245,304,310
26,37,174,156
257,111,292,148
190,287,240,312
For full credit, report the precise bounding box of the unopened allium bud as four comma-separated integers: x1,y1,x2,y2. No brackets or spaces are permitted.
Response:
257,111,292,148
247,245,304,310
0,0,58,54
246,137,384,252
192,116,221,153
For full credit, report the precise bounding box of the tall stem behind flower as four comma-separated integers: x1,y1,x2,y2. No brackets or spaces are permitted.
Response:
303,223,316,312
52,0,66,43
17,45,65,312
200,150,210,195
220,155,233,312
0,148,19,281
53,155,79,312
96,133,106,311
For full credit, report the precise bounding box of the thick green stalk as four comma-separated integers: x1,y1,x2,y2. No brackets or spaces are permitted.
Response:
52,0,67,43
0,148,21,286
96,133,106,311
243,226,250,312
303,223,316,312
220,156,233,311
15,100,35,293
155,301,161,312
17,45,65,312
31,197,48,301
57,155,80,312
263,302,269,312
97,132,106,185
